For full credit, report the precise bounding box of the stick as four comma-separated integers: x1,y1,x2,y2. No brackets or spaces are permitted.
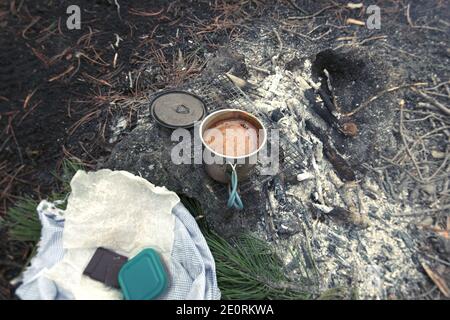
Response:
304,76,357,137
346,18,365,26
421,262,450,298
381,42,420,60
424,80,450,91
265,186,278,239
287,4,336,20
305,120,356,182
282,24,333,42
114,0,122,21
406,4,446,33
48,65,75,82
23,87,38,109
323,69,339,112
343,82,428,117
247,64,271,75
271,28,283,68
22,16,40,39
399,100,425,181
287,0,309,15
414,89,450,116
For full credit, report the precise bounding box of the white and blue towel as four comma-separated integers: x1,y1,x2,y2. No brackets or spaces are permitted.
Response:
15,170,221,300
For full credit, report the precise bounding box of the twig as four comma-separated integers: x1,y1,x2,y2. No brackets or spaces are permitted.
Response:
287,4,337,20
406,4,447,33
413,285,437,299
425,80,450,91
280,26,331,42
10,126,23,165
388,124,450,165
399,100,424,181
0,136,11,154
422,253,450,267
82,72,112,87
48,65,75,82
421,262,450,298
247,64,270,75
344,82,428,117
75,51,109,67
323,69,339,112
22,16,40,39
414,89,450,116
305,120,357,182
426,150,449,181
19,100,42,125
287,0,309,15
114,0,122,21
67,109,101,135
23,87,38,109
359,35,387,45
113,52,118,68
30,47,50,67
128,7,164,17
271,28,283,68
265,185,278,239
346,18,365,26
381,43,421,59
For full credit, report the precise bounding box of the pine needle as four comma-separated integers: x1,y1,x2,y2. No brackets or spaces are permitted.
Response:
1,158,82,242
206,231,313,299
2,197,41,242
180,195,347,299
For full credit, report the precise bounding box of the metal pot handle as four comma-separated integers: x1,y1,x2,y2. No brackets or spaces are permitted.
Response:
226,163,244,210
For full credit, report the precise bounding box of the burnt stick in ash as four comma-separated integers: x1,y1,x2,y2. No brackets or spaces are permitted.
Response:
305,119,356,182
304,82,358,137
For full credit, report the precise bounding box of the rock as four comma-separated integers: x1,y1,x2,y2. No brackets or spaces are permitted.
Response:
103,122,266,238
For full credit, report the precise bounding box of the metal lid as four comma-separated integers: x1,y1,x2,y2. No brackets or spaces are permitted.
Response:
150,90,206,129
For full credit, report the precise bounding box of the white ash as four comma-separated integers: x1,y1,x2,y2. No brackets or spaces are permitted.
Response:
108,116,128,143
230,39,426,299
296,171,314,182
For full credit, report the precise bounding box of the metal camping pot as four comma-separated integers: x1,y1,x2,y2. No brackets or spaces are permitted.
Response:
199,109,267,184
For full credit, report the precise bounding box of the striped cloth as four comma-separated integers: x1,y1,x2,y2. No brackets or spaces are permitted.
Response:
15,200,221,300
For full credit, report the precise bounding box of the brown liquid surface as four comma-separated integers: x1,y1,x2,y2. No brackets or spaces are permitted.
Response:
203,119,259,157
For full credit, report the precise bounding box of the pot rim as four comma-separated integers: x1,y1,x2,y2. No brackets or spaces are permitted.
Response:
199,108,267,160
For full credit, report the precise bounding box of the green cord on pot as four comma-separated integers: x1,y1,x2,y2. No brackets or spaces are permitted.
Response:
227,164,243,210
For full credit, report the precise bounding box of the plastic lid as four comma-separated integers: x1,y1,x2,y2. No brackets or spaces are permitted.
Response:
118,248,168,300
150,90,206,128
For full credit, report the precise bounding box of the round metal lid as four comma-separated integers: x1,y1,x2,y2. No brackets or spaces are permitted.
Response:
150,91,206,129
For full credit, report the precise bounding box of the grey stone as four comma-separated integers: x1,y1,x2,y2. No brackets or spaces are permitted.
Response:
104,122,266,238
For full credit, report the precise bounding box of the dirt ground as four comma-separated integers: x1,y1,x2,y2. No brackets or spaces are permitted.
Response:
0,0,449,299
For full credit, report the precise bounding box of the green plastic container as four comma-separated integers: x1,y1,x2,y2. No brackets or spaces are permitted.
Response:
118,248,168,300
